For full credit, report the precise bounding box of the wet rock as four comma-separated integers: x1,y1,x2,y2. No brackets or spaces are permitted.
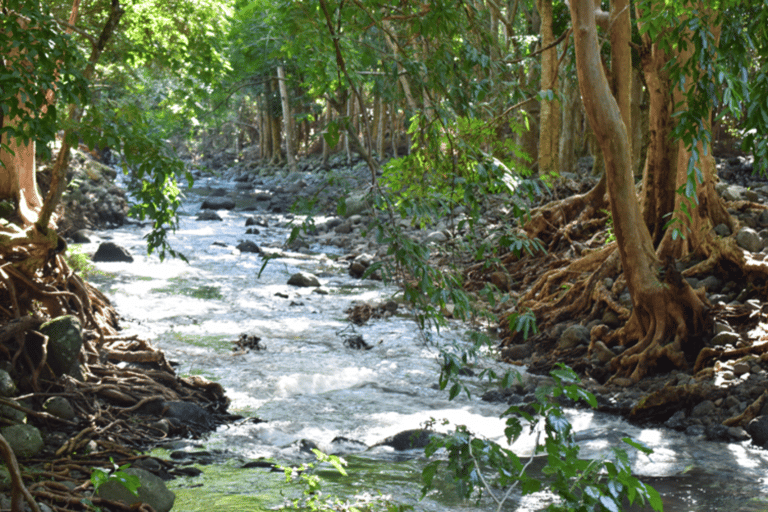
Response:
163,401,214,429
374,429,438,450
43,396,76,420
40,316,83,378
245,216,268,228
685,425,706,437
97,467,175,512
557,324,590,350
0,370,16,397
0,399,25,424
1,424,43,458
736,227,763,252
92,241,134,262
343,335,372,350
236,240,261,253
197,210,223,221
71,229,98,243
665,410,686,430
287,271,320,287
330,436,368,455
201,196,236,210
232,334,265,352
747,415,768,447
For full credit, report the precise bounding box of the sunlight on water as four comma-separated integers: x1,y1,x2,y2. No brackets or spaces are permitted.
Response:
96,177,768,512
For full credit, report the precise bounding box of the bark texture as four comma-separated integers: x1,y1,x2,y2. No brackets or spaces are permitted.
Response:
569,0,709,382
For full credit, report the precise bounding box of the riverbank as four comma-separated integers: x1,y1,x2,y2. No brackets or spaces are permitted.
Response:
192,151,768,448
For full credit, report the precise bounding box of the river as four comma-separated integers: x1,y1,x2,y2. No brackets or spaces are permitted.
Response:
82,173,768,511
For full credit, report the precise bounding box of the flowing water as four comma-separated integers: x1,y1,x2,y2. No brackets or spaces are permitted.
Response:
84,174,768,511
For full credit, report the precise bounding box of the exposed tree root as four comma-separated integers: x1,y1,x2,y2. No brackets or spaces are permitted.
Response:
0,236,233,510
524,173,607,246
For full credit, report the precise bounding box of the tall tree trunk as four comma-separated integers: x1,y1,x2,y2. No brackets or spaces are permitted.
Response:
277,65,297,173
569,0,708,383
536,0,560,176
638,40,677,246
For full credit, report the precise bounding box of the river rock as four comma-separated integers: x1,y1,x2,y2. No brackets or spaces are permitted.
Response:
344,192,371,217
736,227,763,253
710,331,741,347
747,415,768,447
71,229,98,243
0,370,16,397
1,424,43,458
557,324,590,350
97,467,175,512
162,401,214,429
92,241,134,262
0,399,25,424
197,210,223,221
43,396,76,420
201,196,236,210
425,231,448,243
236,240,261,253
40,316,83,378
713,223,731,237
374,429,438,450
287,271,320,287
691,400,716,417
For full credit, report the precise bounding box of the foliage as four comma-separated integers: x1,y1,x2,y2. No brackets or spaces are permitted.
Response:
81,459,141,512
65,245,108,278
278,449,413,512
423,365,663,512
0,0,89,159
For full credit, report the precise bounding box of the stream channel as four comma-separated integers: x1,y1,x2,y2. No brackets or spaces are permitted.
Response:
81,173,768,511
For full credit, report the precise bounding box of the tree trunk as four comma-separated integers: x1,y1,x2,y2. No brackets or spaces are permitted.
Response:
638,41,677,246
536,0,560,176
569,0,708,383
277,65,297,173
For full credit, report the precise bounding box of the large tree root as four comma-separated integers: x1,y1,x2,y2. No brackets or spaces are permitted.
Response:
0,236,232,511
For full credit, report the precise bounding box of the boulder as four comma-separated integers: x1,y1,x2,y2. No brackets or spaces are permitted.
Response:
374,429,438,450
162,401,214,429
236,240,261,253
197,210,223,221
1,424,43,458
97,467,175,512
43,396,76,420
201,196,235,210
92,242,134,263
287,271,320,287
71,229,98,243
747,415,768,447
40,316,83,378
736,227,763,253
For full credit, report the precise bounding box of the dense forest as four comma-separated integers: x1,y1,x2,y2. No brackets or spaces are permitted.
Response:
3,0,768,510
